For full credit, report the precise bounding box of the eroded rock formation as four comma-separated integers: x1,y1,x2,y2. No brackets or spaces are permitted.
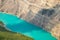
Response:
0,0,60,40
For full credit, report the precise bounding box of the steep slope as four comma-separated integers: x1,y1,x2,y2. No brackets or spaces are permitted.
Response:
0,0,60,40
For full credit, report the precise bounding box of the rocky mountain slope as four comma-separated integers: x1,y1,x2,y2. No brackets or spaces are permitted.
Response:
0,0,60,40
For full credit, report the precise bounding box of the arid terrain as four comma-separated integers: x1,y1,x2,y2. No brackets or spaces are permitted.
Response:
0,0,60,40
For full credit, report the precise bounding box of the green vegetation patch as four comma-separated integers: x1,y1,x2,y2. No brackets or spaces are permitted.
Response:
0,31,33,40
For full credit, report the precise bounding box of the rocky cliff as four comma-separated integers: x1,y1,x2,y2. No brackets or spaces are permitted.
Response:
0,0,60,40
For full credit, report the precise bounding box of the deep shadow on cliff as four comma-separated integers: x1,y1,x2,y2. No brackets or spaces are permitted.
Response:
28,4,60,32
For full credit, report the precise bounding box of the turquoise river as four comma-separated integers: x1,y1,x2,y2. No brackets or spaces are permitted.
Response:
0,12,57,40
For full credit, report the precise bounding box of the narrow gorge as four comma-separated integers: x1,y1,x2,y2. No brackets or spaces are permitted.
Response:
0,0,60,40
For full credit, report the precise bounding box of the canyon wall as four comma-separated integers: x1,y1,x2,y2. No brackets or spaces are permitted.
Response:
0,0,60,40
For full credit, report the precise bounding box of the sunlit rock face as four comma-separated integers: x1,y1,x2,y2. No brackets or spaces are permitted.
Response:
0,0,60,40
0,0,60,16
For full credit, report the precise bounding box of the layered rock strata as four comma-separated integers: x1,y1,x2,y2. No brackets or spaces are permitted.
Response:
0,0,60,40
